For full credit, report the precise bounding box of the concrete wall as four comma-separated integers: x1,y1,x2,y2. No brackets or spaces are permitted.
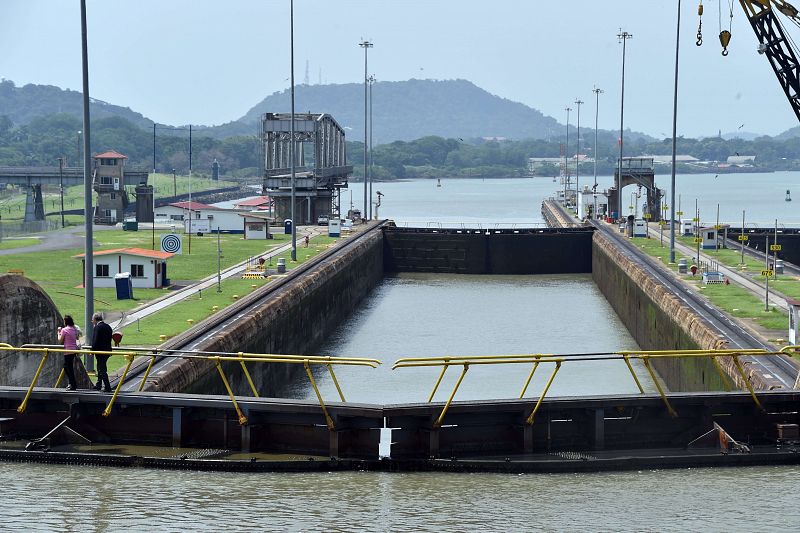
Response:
148,227,385,395
383,228,593,274
0,275,91,388
591,232,729,391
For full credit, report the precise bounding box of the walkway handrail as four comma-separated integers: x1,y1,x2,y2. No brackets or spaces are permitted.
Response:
0,344,381,430
393,349,797,428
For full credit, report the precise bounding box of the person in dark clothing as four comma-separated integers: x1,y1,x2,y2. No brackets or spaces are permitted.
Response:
91,312,113,392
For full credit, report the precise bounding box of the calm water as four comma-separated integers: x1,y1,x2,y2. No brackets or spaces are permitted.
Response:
2,462,799,532
377,171,800,227
292,273,648,404
6,175,800,531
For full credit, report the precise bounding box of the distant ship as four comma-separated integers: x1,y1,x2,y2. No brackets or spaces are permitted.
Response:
437,178,442,187
787,189,792,202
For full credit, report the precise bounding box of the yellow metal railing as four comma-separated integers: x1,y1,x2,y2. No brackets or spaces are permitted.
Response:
0,344,380,430
393,349,795,428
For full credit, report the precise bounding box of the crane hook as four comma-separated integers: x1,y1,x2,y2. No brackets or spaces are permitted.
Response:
719,30,731,56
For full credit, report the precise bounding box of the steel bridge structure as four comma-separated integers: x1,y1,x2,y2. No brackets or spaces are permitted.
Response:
261,113,352,224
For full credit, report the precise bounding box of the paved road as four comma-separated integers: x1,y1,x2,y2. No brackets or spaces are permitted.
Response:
0,224,119,255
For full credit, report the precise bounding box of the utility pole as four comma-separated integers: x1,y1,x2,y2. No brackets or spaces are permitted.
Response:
57,157,65,228
617,29,633,220
80,0,95,372
290,0,297,260
368,74,376,220
564,106,571,207
592,87,603,220
575,98,583,216
669,0,682,264
359,39,373,220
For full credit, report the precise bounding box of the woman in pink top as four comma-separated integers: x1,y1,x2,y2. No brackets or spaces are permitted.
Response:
57,315,80,391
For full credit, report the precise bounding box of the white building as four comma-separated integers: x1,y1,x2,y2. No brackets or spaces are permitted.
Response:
154,201,246,234
240,212,274,240
74,247,174,289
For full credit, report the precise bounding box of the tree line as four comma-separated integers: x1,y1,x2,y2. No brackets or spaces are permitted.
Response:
2,112,800,181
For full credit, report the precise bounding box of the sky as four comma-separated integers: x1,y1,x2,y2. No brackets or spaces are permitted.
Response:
1,0,799,139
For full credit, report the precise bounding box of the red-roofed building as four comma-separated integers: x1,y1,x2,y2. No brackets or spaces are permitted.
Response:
154,201,248,234
234,196,271,208
74,247,175,289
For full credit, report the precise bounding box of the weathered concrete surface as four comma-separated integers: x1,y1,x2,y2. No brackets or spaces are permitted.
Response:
146,226,385,394
541,200,585,229
0,274,90,388
592,231,745,391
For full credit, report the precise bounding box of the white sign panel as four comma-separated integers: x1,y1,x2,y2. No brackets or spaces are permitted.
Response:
184,219,211,234
160,234,183,255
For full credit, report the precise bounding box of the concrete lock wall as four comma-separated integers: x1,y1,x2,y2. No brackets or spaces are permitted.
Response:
383,228,593,274
591,232,729,391
149,229,385,395
0,275,91,388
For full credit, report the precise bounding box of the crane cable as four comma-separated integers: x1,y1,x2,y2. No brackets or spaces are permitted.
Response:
697,1,704,46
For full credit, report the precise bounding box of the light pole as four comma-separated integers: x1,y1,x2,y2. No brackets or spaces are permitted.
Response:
76,130,82,167
617,29,633,221
359,39,373,220
564,106,571,206
290,0,297,260
80,0,95,371
187,124,193,255
592,87,603,220
574,98,583,216
669,0,682,264
153,123,157,173
172,168,176,197
368,74,376,219
151,182,156,250
57,157,65,228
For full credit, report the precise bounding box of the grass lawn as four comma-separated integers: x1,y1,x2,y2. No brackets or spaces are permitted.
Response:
0,238,40,250
0,228,297,323
628,234,789,338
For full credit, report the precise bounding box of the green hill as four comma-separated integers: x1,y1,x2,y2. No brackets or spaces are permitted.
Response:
236,79,561,144
0,79,154,130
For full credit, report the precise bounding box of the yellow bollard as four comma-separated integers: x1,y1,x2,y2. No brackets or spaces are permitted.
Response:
159,335,167,342
232,294,239,300
186,319,194,325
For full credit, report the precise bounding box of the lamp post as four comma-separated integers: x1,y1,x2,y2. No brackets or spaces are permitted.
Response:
80,0,95,371
564,106,571,207
57,157,65,228
151,182,156,250
290,0,297,260
152,123,157,173
359,39,373,220
669,0,682,264
574,98,583,216
592,87,603,220
617,29,633,221
368,74,376,219
172,168,176,197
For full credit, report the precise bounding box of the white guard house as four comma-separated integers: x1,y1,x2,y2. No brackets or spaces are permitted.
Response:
240,212,274,240
154,201,246,234
698,226,718,250
75,247,174,289
577,187,609,220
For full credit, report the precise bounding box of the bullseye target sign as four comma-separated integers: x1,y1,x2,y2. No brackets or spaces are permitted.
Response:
160,234,183,255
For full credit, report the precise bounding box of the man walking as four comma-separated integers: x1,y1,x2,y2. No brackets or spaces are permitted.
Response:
91,312,113,393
